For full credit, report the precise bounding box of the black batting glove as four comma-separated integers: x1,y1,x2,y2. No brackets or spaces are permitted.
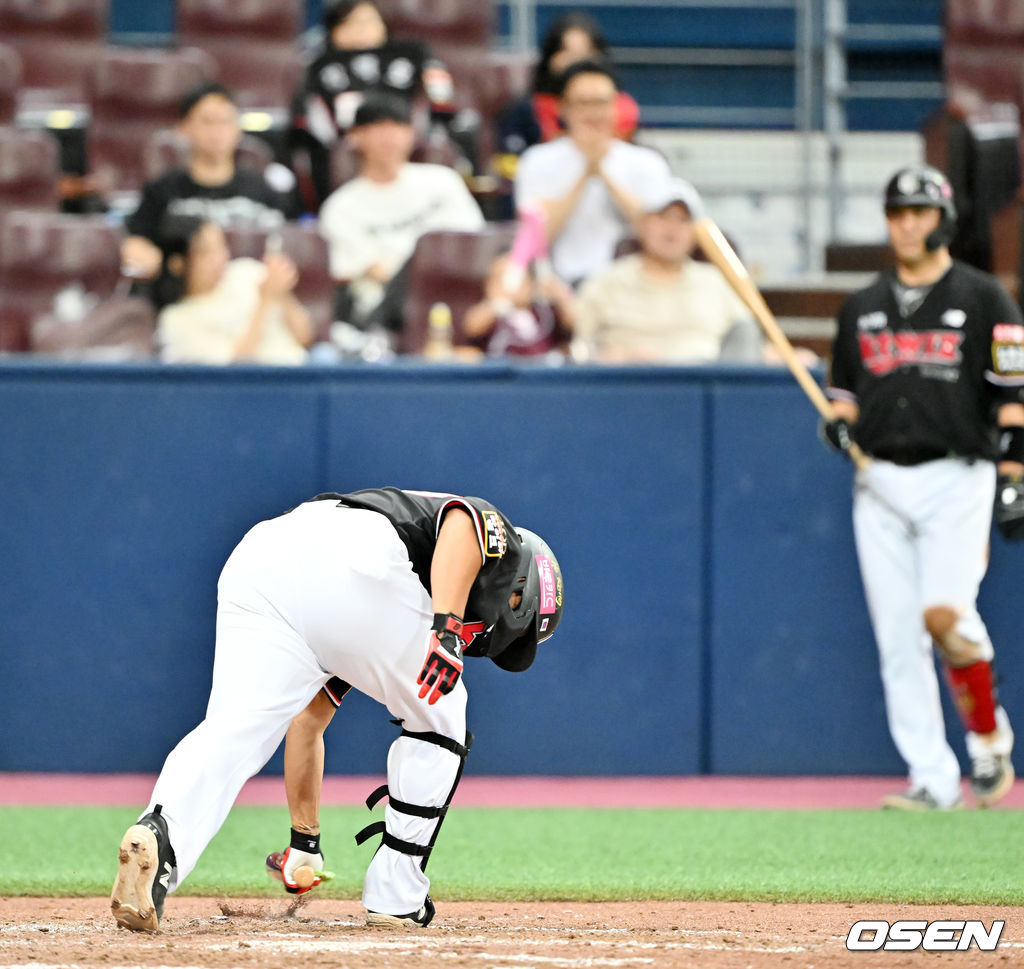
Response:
417,613,465,705
819,417,854,459
995,473,1024,540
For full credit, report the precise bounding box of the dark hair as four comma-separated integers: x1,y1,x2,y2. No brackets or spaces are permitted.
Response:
557,58,619,98
323,0,385,37
533,12,611,94
153,214,207,309
352,91,413,128
178,81,236,120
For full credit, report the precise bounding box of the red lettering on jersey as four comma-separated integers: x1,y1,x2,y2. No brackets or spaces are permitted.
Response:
860,330,964,375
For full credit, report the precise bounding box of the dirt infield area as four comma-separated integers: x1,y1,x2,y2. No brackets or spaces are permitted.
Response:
1,897,1021,969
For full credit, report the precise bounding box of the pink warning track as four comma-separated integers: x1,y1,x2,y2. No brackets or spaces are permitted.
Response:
2,773,1022,808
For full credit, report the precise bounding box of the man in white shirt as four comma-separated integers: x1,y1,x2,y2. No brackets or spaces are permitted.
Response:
318,94,484,332
514,60,673,286
572,178,763,364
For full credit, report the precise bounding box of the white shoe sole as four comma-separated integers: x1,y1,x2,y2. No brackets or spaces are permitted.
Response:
111,825,160,932
366,911,428,928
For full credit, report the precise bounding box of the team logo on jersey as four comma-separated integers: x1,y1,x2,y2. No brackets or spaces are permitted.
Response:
482,511,507,558
857,311,888,331
859,330,964,376
993,322,1024,375
942,309,967,328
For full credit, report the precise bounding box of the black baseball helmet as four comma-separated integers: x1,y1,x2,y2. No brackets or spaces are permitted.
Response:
485,528,563,673
883,165,957,251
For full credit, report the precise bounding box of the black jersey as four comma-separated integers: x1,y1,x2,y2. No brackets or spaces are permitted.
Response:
828,261,1024,461
125,169,290,241
309,487,521,629
295,40,454,147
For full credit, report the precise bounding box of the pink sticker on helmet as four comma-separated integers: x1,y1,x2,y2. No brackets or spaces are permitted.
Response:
537,554,558,614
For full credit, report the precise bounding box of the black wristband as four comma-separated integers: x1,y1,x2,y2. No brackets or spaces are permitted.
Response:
999,425,1024,465
290,828,320,854
431,612,463,635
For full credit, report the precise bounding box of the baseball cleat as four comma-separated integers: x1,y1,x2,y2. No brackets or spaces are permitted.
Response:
111,805,176,933
881,786,963,811
967,709,1015,808
366,894,435,928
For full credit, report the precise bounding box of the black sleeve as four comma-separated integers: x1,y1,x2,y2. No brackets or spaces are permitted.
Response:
125,178,170,241
828,297,861,400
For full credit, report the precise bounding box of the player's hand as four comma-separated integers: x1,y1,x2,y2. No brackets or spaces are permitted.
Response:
994,473,1024,540
417,613,465,704
280,845,324,894
819,417,854,459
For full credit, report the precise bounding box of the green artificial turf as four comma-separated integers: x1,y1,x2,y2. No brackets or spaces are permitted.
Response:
1,805,1021,904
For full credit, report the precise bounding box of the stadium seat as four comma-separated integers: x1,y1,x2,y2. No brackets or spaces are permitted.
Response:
0,211,122,351
86,46,218,192
377,0,494,49
0,43,22,125
0,0,107,101
0,127,60,218
222,223,335,340
143,128,274,183
177,0,306,108
401,224,517,354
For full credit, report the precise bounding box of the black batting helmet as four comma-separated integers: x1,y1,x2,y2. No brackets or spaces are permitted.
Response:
884,165,957,251
485,528,563,673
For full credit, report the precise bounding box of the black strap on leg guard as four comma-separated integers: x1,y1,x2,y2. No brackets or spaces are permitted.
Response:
354,722,473,871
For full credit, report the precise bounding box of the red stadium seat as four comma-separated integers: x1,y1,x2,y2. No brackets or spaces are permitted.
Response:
143,128,274,183
86,46,218,192
223,223,335,340
0,0,107,100
401,225,517,354
377,0,494,48
0,43,23,125
0,211,122,351
177,0,306,108
0,127,60,218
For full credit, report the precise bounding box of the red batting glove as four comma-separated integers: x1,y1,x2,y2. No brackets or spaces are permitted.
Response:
417,613,465,704
280,845,323,895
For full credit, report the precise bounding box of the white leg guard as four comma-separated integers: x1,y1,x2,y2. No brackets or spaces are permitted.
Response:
359,725,472,916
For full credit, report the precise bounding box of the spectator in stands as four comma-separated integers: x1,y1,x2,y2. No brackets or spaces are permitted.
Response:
496,12,640,160
318,94,484,336
154,215,313,365
464,253,575,357
572,178,763,364
291,0,477,208
121,83,294,288
514,60,673,287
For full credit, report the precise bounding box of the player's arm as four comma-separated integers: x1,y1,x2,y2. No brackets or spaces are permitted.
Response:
283,689,338,836
418,508,484,704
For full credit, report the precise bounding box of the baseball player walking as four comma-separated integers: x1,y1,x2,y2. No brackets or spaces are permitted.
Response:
110,488,563,930
823,165,1024,810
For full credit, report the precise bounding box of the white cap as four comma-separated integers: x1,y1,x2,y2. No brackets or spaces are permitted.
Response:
643,177,704,218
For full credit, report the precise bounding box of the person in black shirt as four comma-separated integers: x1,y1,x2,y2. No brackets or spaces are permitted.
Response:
121,82,294,288
823,165,1024,811
291,0,475,208
111,488,563,931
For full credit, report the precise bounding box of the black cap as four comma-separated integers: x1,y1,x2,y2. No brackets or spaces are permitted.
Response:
352,92,412,128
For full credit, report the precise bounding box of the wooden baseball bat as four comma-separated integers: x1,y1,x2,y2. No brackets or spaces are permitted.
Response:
693,217,870,471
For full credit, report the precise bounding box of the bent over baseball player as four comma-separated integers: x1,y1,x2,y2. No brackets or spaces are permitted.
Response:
823,165,1024,810
110,488,564,930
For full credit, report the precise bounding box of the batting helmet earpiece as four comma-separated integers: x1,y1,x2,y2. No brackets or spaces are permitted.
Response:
485,528,563,673
883,165,957,251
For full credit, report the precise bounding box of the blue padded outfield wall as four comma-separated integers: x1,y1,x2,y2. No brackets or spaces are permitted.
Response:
2,362,1022,777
